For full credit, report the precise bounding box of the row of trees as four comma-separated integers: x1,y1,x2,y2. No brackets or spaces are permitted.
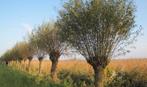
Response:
0,23,62,81
0,0,140,87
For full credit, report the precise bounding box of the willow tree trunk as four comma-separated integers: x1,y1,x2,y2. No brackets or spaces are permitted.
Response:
27,60,31,72
22,60,27,70
93,66,105,87
5,61,9,66
49,50,60,81
51,60,58,81
39,60,42,74
27,56,33,72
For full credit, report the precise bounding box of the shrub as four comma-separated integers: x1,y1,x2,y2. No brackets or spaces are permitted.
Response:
105,69,147,87
58,69,94,87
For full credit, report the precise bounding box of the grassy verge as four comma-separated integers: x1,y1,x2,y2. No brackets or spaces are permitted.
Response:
1,59,147,87
0,64,63,87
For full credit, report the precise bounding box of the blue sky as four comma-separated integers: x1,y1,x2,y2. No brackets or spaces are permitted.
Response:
0,0,147,58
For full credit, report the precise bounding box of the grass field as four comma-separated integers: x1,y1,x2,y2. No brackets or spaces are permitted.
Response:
3,59,147,87
10,59,147,75
0,64,64,87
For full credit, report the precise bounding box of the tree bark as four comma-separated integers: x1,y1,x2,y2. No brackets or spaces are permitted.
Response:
93,66,105,87
27,56,33,72
49,50,60,81
27,60,31,72
39,61,42,74
50,60,58,81
5,61,9,66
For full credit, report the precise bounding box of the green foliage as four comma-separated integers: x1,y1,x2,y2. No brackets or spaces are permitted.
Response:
0,50,13,62
58,69,94,87
0,41,34,63
57,0,140,86
105,69,147,87
58,69,147,87
29,22,62,54
28,22,65,62
57,0,140,67
16,41,35,60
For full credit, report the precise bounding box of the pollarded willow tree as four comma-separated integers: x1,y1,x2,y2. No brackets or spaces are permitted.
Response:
0,50,14,65
57,0,141,87
36,50,46,74
29,23,66,81
15,41,35,70
11,43,23,62
16,41,32,61
28,32,45,73
1,43,24,65
12,41,35,71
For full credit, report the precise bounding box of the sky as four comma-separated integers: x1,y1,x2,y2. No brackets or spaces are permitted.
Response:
0,0,147,59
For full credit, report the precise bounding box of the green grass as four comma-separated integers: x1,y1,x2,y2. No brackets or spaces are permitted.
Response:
0,64,63,87
0,64,94,87
0,64,147,87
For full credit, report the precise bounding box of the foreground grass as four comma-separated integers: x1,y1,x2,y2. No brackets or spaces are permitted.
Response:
0,64,93,87
0,64,63,87
1,59,147,87
10,59,147,76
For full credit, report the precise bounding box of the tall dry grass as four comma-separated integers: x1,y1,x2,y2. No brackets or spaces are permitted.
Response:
9,59,147,76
